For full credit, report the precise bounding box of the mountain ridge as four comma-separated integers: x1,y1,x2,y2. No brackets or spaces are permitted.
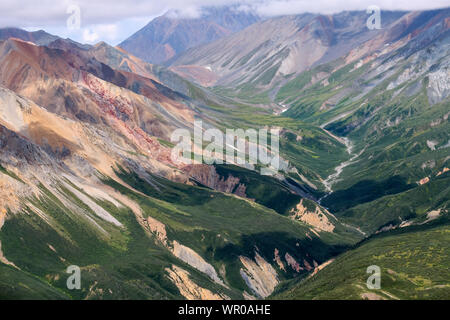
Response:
0,6,449,300
119,6,261,64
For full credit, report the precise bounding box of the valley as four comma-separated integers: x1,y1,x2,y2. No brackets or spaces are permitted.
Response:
0,5,449,301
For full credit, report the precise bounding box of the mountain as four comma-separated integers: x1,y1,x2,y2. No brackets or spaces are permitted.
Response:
0,27,91,50
0,31,361,300
169,11,408,87
0,82,358,299
273,217,450,299
275,8,450,231
0,7,449,301
118,6,260,64
167,8,450,299
0,38,196,140
0,27,59,45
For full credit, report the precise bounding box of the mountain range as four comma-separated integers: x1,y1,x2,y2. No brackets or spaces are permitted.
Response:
0,6,449,300
118,6,260,64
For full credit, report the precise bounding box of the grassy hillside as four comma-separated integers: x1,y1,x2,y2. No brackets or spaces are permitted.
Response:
272,219,450,300
0,168,361,299
0,264,68,300
328,174,450,234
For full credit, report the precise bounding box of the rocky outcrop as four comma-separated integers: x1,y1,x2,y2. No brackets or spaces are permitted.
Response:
273,248,285,271
285,253,302,273
172,241,224,286
62,181,123,227
146,216,168,245
289,199,335,233
309,259,334,278
303,259,313,271
437,167,449,176
143,214,225,286
424,209,442,223
185,165,247,197
427,67,450,104
239,252,279,298
165,265,228,300
418,177,430,185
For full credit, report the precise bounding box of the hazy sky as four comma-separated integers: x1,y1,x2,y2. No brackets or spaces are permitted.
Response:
1,0,449,45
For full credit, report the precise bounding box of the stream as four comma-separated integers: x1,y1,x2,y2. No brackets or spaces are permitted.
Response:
319,129,365,204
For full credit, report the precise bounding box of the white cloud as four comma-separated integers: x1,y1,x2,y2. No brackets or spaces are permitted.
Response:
82,29,99,43
166,6,205,19
1,0,448,28
251,0,450,16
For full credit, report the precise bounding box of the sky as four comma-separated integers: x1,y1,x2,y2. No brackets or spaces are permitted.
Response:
1,0,449,45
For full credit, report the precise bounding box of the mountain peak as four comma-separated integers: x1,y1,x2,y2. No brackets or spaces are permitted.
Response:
0,27,59,46
118,6,260,64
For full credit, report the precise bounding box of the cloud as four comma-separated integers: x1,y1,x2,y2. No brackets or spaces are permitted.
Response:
3,0,449,45
251,0,450,16
1,0,448,28
165,6,205,19
80,24,117,44
82,29,99,43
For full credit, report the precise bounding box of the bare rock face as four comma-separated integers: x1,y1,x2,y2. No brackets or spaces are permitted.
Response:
145,214,225,287
418,177,430,185
239,252,279,298
284,252,302,273
165,265,228,300
273,248,286,271
427,67,450,104
170,11,410,87
437,167,449,176
185,164,247,197
172,240,224,286
289,199,335,233
119,7,260,64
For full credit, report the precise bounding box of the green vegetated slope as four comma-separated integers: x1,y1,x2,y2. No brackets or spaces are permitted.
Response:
326,173,450,234
184,10,450,300
179,44,450,300
190,88,349,189
272,219,450,300
0,182,185,300
108,168,360,288
318,69,450,234
271,20,450,225
1,10,449,301
0,167,360,299
261,14,450,299
212,164,304,214
0,264,68,300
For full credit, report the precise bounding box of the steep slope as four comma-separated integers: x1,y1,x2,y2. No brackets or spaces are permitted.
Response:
169,11,407,88
0,35,349,200
0,27,91,50
46,37,196,98
0,27,59,46
0,37,196,142
275,8,450,234
273,219,450,300
167,8,450,299
119,6,260,64
0,32,363,299
1,7,449,300
0,28,198,100
0,87,359,299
